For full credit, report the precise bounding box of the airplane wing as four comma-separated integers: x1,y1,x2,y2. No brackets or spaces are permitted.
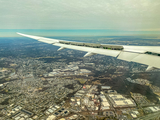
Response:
17,32,160,71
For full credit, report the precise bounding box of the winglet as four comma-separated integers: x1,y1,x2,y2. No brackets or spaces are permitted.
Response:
17,32,24,36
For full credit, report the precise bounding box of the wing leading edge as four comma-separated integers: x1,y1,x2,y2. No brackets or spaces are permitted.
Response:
17,32,160,70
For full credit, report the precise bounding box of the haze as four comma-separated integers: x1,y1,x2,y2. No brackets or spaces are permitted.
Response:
0,0,160,37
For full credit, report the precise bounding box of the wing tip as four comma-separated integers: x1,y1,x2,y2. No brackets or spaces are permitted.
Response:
16,32,22,35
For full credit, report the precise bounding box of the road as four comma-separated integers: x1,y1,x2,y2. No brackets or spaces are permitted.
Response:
136,111,160,120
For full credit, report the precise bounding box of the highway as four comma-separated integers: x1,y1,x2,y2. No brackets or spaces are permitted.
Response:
136,111,160,120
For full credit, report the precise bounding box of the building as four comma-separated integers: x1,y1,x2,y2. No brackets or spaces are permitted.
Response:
100,94,110,110
80,69,91,73
108,94,136,108
149,106,160,112
46,115,56,120
101,86,111,90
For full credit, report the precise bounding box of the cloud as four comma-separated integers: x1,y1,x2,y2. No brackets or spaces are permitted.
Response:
0,0,160,30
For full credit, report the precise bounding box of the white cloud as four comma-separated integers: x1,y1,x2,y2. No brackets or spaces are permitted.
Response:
0,0,160,30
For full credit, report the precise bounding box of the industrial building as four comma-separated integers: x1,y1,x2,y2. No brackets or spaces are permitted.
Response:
101,86,111,90
108,94,136,108
100,93,110,110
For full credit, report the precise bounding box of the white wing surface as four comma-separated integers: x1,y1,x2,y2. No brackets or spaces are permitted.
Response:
17,32,160,70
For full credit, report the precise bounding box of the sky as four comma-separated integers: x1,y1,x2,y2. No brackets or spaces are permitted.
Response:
0,0,160,36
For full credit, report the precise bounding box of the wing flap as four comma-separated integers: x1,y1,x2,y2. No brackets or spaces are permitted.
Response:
117,52,140,61
131,54,160,68
118,51,160,68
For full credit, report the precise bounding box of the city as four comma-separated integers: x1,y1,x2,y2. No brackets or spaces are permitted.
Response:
0,49,160,120
1,0,160,119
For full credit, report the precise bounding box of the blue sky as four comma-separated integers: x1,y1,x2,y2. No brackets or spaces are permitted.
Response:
0,0,160,37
